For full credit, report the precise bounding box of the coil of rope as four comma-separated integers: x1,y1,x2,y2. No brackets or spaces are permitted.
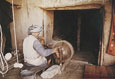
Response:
0,25,9,75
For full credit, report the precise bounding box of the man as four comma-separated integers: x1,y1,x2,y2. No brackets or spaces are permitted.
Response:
23,25,56,67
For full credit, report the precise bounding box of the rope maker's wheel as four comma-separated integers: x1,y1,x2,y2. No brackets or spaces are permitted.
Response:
53,40,74,64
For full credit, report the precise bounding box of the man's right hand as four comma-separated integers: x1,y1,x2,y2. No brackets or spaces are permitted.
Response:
47,43,54,48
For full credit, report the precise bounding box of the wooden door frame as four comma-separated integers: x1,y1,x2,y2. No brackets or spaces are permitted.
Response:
43,4,109,65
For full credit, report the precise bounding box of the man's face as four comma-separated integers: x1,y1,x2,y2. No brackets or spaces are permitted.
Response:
32,32,44,39
32,32,39,37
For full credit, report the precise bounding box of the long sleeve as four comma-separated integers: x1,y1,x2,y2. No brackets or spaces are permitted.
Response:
33,40,53,57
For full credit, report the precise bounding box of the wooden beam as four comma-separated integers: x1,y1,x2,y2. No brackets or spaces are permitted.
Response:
40,0,109,9
44,11,54,44
42,4,102,10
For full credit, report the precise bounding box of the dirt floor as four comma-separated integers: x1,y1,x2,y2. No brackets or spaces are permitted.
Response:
53,60,88,79
0,60,89,79
73,51,98,65
0,51,95,79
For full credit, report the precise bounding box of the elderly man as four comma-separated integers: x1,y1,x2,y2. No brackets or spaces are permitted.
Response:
23,25,56,67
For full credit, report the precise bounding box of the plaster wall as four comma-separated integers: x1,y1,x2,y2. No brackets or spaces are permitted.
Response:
103,2,115,65
10,0,44,50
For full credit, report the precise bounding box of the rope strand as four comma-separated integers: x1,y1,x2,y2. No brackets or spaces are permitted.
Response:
0,25,9,75
12,0,19,63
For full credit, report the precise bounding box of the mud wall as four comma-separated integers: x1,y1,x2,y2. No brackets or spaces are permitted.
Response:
9,0,44,50
103,2,115,66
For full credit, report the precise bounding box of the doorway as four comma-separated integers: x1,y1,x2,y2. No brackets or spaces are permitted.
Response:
53,9,103,64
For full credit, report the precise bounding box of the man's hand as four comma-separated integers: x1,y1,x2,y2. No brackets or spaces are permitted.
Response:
47,40,57,48
47,43,54,48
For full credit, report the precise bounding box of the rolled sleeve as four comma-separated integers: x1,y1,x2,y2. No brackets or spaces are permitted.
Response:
33,40,53,57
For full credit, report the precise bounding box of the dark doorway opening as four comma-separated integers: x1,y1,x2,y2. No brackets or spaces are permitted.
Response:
53,9,103,64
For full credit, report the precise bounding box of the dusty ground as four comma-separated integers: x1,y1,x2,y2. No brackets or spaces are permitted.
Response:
53,60,88,79
0,51,95,79
0,60,88,79
73,51,97,65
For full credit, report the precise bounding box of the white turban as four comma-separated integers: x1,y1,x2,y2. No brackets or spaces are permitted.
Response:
28,25,43,35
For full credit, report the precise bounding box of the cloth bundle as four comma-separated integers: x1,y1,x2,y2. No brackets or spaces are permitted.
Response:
41,65,61,79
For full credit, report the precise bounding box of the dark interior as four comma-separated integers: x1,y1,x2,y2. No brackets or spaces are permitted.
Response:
53,9,103,64
0,0,12,54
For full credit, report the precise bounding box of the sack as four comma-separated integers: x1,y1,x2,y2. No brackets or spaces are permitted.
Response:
41,65,61,78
